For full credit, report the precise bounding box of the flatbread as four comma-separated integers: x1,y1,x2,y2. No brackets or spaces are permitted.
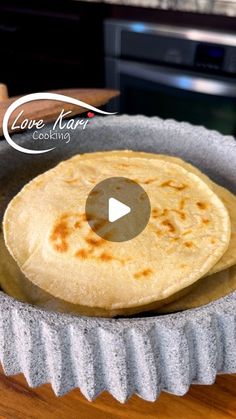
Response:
3,151,230,310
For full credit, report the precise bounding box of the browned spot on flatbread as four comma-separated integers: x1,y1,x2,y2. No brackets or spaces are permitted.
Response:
202,218,210,225
161,219,176,233
76,249,90,259
75,233,129,264
152,208,159,219
75,250,130,264
143,177,157,185
179,198,186,210
160,180,187,191
197,201,207,210
75,232,106,258
50,219,70,253
60,213,70,220
54,241,68,253
99,252,113,262
50,212,86,253
60,212,86,222
51,220,69,240
184,241,194,248
134,268,153,279
99,252,131,264
153,208,169,219
85,237,105,247
162,209,169,216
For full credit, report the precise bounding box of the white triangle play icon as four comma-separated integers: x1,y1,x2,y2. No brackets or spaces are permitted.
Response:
108,197,131,223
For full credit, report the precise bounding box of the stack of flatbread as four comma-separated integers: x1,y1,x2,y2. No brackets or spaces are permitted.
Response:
1,151,236,317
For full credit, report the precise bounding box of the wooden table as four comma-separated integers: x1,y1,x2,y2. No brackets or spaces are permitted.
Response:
0,366,235,419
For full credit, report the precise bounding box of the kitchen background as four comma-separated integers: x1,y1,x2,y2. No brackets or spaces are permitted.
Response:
0,0,235,135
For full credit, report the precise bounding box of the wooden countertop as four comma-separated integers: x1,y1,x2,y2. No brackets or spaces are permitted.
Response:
0,366,236,418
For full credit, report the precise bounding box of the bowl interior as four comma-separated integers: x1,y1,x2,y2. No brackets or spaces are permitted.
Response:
0,115,235,319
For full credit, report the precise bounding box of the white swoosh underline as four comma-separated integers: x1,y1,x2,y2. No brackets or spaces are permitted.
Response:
2,92,116,155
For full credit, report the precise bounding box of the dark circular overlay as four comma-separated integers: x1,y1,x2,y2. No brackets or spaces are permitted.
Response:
85,177,151,242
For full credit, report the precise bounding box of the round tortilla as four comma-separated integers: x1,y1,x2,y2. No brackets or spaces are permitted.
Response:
3,151,230,309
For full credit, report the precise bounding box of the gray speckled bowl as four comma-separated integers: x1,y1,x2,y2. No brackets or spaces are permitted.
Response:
0,115,236,403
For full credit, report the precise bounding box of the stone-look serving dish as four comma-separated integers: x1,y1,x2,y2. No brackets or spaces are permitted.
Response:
0,115,236,403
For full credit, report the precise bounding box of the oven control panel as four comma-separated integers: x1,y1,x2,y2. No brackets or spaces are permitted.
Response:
105,20,236,75
195,44,225,70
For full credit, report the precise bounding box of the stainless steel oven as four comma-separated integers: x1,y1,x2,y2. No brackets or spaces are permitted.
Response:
104,20,236,136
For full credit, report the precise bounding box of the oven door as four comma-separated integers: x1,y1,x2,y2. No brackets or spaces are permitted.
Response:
106,59,236,136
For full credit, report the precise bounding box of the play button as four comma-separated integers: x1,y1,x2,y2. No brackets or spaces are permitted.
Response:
108,198,131,222
85,177,151,242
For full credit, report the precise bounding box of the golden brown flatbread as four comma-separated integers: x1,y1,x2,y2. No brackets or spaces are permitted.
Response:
3,151,230,310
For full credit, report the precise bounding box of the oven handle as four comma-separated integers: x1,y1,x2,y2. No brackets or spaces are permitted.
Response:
119,60,236,98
